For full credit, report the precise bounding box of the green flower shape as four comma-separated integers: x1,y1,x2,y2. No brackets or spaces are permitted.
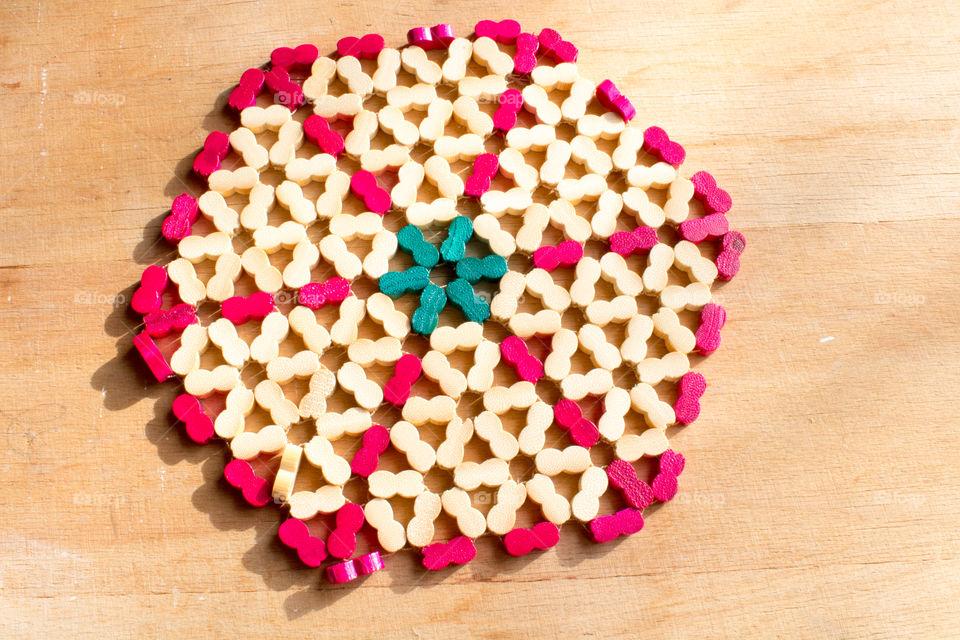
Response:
378,216,508,335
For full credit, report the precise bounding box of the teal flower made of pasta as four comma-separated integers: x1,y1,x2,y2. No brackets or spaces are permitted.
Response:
378,216,508,335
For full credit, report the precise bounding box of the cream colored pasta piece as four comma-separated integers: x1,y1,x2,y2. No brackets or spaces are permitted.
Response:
401,46,442,84
231,424,287,460
486,480,527,535
402,395,457,426
303,436,352,485
441,488,487,538
436,416,474,470
406,492,442,548
629,382,676,429
366,292,411,339
615,428,670,462
250,311,288,364
429,322,483,355
253,379,299,428
207,317,250,368
597,387,631,442
571,466,608,522
560,368,614,401
525,474,571,525
336,361,383,411
517,401,553,457
336,56,374,96
167,258,206,306
298,365,336,420
454,458,510,491
467,340,501,393
421,350,468,399
347,337,403,367
473,411,520,460
482,382,538,415
651,307,697,354
184,365,239,397
288,485,346,520
535,446,592,476
214,384,254,440
389,421,437,473
271,443,303,503
367,469,427,500
364,499,407,552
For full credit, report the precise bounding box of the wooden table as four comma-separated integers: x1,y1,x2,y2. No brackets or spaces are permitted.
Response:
2,1,958,637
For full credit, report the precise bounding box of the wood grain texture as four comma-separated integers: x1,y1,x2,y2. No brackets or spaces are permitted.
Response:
1,0,959,638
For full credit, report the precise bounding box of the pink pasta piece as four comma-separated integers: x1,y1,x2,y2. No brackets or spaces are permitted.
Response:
474,19,521,43
503,522,560,557
607,459,655,510
690,170,732,214
264,66,304,110
270,44,319,69
221,292,276,325
679,212,729,244
278,518,328,567
327,503,365,559
659,449,686,477
303,114,345,157
431,24,456,47
355,551,385,575
553,398,600,448
608,226,657,257
513,32,539,74
326,559,359,584
161,193,199,243
298,278,351,310
422,536,477,570
642,126,685,167
493,89,523,134
132,331,174,382
464,153,500,198
695,303,726,354
337,34,384,59
172,393,214,444
532,240,583,271
192,131,230,178
673,372,706,425
131,265,168,315
384,353,422,406
350,170,391,214
595,79,636,122
716,231,746,281
144,303,197,338
651,449,686,502
350,424,390,477
501,335,544,383
227,68,266,111
589,508,644,543
223,459,271,507
538,28,578,63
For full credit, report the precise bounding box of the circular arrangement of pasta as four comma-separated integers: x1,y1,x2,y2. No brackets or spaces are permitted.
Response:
132,19,745,584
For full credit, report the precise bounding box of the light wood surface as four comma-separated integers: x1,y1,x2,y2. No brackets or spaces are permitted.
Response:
2,1,959,638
